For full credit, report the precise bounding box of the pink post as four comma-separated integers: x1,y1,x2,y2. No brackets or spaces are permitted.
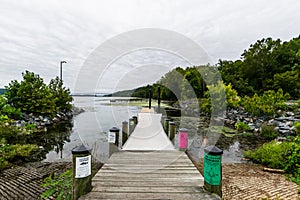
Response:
178,128,188,151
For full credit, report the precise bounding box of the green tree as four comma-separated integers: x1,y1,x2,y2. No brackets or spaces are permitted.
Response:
5,71,55,115
273,71,300,98
48,77,73,112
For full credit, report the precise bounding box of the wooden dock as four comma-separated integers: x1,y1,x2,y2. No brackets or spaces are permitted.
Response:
80,109,220,199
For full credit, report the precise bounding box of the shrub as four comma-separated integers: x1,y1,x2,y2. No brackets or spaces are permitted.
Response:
244,141,294,169
260,124,278,140
200,81,240,114
41,169,72,200
242,89,290,116
235,121,251,132
0,144,38,170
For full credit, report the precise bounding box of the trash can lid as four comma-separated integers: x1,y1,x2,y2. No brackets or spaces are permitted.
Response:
204,145,223,155
179,128,188,132
72,144,91,154
109,127,120,132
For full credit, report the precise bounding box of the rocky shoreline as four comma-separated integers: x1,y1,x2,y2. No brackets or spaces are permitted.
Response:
176,99,300,139
13,106,84,130
224,107,300,138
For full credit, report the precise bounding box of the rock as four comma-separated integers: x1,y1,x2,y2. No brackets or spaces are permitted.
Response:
34,117,40,121
286,112,295,116
276,136,287,142
52,117,60,123
285,121,293,127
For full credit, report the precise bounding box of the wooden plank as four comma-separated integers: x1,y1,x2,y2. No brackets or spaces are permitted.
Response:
80,192,220,200
91,186,202,193
99,169,200,174
92,180,203,187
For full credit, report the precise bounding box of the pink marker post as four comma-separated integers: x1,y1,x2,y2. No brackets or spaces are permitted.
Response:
178,128,188,151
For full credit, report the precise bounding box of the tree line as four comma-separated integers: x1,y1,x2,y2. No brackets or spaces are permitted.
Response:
127,35,300,100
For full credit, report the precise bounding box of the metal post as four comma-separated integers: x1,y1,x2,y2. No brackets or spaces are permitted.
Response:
60,61,67,81
72,144,92,200
157,86,161,113
204,145,223,197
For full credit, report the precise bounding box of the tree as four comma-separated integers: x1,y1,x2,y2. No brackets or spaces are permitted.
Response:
241,38,281,92
48,77,73,112
274,71,300,98
5,71,55,115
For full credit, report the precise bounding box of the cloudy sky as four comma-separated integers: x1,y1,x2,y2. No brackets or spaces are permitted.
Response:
0,0,299,93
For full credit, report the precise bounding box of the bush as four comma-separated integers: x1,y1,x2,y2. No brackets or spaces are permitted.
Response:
41,169,72,200
260,124,278,140
0,144,38,170
235,121,251,132
200,81,240,114
242,89,290,116
244,141,294,169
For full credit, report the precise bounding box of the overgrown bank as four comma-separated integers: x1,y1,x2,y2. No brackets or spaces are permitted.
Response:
0,71,73,170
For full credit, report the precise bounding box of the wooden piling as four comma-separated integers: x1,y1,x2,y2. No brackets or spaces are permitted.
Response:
168,121,176,141
72,144,92,200
122,121,129,146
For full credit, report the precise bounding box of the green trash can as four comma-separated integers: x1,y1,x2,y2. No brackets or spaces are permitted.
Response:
203,145,223,197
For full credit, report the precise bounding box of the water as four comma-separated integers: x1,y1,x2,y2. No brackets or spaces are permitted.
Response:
40,96,261,164
43,96,141,163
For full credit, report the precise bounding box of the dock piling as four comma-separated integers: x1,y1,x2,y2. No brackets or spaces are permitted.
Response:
109,127,120,156
72,144,92,200
168,121,176,141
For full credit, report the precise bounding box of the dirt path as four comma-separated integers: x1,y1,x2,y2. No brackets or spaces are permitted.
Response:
194,160,299,200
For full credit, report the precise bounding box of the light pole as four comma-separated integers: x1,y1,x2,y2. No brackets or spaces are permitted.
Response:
60,61,67,81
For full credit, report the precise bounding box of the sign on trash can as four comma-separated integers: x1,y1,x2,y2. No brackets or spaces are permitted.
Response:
75,155,91,178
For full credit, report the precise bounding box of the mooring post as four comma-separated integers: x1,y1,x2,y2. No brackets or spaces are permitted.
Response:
204,145,223,197
157,86,161,113
178,128,188,151
129,118,135,135
122,121,128,147
108,127,120,156
72,144,92,200
163,118,170,134
168,121,176,141
132,116,138,125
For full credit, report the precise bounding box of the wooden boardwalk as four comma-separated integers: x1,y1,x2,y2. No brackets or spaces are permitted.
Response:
80,109,219,199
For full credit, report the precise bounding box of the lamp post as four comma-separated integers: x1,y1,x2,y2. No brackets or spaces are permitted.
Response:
60,61,67,81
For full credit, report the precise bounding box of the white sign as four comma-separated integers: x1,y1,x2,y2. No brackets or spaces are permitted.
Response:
108,132,116,143
75,155,91,178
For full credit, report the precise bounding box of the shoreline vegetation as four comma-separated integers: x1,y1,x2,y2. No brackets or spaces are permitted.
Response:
0,71,75,170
